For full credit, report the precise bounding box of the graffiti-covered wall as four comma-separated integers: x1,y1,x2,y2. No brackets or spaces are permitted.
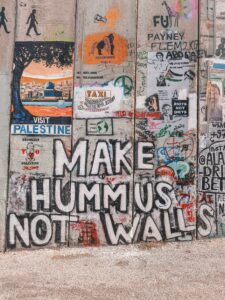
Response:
198,0,225,238
0,0,222,251
135,0,198,243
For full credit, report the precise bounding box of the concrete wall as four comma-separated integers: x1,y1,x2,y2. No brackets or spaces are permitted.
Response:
0,0,16,251
198,0,225,238
0,0,221,250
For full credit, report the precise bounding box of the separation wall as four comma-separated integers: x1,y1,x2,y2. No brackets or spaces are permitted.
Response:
198,0,225,238
0,0,16,251
0,0,223,250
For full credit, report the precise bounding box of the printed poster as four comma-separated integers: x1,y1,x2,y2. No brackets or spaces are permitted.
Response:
11,42,74,136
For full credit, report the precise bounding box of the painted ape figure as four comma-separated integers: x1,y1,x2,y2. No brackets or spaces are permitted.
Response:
92,34,115,56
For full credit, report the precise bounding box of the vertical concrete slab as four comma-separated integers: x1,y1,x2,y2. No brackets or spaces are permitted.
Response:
0,0,16,251
6,0,76,250
70,0,137,246
134,0,198,243
198,0,225,239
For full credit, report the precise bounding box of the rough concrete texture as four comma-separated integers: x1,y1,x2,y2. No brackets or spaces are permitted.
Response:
4,0,199,251
1,239,225,300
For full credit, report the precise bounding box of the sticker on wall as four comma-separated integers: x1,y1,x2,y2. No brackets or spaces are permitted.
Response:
80,32,128,65
11,42,74,136
74,85,123,118
172,98,189,117
86,118,113,136
148,52,190,90
143,52,192,117
20,138,42,171
206,80,224,123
